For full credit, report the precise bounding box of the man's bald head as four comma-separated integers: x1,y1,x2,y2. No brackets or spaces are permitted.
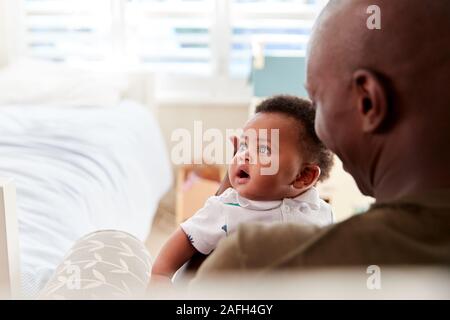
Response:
310,0,450,94
306,0,450,199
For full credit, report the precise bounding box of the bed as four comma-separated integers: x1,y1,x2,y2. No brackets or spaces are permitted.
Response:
0,61,172,297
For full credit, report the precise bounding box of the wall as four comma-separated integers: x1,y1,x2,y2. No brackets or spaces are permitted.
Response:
317,157,374,222
156,102,250,167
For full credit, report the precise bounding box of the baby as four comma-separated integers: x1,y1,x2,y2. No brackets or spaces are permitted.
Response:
151,95,334,283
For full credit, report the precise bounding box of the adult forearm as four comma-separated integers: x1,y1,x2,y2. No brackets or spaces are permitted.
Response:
215,171,232,196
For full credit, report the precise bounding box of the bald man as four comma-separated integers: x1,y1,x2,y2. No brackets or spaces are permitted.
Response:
193,0,450,278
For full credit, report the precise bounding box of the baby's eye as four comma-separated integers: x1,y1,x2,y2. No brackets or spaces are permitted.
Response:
258,145,270,155
239,142,247,151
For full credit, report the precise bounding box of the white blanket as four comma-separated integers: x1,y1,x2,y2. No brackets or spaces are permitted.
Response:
0,100,172,295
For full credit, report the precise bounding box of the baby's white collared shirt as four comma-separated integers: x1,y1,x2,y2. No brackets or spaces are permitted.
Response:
180,187,334,255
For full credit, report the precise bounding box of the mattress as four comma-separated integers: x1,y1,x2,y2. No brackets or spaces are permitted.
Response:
0,100,172,295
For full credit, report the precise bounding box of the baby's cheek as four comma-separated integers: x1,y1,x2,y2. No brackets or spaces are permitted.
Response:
253,172,281,188
279,153,302,178
263,167,296,192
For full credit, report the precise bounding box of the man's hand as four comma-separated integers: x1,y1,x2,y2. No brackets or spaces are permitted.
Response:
216,136,239,196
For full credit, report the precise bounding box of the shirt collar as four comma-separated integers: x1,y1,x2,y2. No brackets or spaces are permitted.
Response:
219,188,281,210
219,187,321,211
286,187,321,210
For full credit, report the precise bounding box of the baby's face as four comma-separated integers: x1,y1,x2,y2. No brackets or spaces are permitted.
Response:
229,112,305,201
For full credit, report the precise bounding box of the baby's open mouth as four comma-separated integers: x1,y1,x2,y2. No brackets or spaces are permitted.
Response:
237,168,250,179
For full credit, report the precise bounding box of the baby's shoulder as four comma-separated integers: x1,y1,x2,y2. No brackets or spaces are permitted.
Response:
214,187,239,204
193,188,240,218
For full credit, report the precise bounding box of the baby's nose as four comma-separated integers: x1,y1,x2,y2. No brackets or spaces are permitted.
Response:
235,149,253,164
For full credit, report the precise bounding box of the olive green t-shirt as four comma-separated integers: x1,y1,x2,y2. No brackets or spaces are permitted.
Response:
194,189,450,278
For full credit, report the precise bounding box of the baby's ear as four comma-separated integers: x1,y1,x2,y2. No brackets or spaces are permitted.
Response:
293,164,321,190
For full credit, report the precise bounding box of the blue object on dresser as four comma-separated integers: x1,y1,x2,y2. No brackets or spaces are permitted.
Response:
251,56,308,98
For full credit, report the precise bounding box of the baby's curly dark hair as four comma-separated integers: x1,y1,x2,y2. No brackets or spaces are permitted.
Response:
255,95,334,181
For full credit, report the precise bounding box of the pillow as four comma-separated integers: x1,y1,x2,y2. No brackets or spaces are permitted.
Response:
38,230,152,299
0,59,129,107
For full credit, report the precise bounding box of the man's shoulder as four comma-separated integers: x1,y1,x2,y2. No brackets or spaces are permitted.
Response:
200,202,450,272
230,205,394,249
196,222,322,274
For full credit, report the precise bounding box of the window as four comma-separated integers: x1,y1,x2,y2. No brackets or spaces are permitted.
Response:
230,0,325,77
22,0,326,81
23,0,113,63
125,0,215,75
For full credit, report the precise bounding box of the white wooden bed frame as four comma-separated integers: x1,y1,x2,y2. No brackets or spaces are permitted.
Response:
0,178,20,299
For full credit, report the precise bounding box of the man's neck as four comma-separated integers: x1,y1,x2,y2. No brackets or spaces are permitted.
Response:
372,130,450,203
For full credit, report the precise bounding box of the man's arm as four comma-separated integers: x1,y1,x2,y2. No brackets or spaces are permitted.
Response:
193,222,322,281
215,136,238,196
215,171,232,196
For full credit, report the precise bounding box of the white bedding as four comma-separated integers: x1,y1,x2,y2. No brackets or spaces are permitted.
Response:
0,100,172,296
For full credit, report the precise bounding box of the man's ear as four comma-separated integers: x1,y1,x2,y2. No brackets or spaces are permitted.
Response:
293,164,321,190
352,69,389,133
